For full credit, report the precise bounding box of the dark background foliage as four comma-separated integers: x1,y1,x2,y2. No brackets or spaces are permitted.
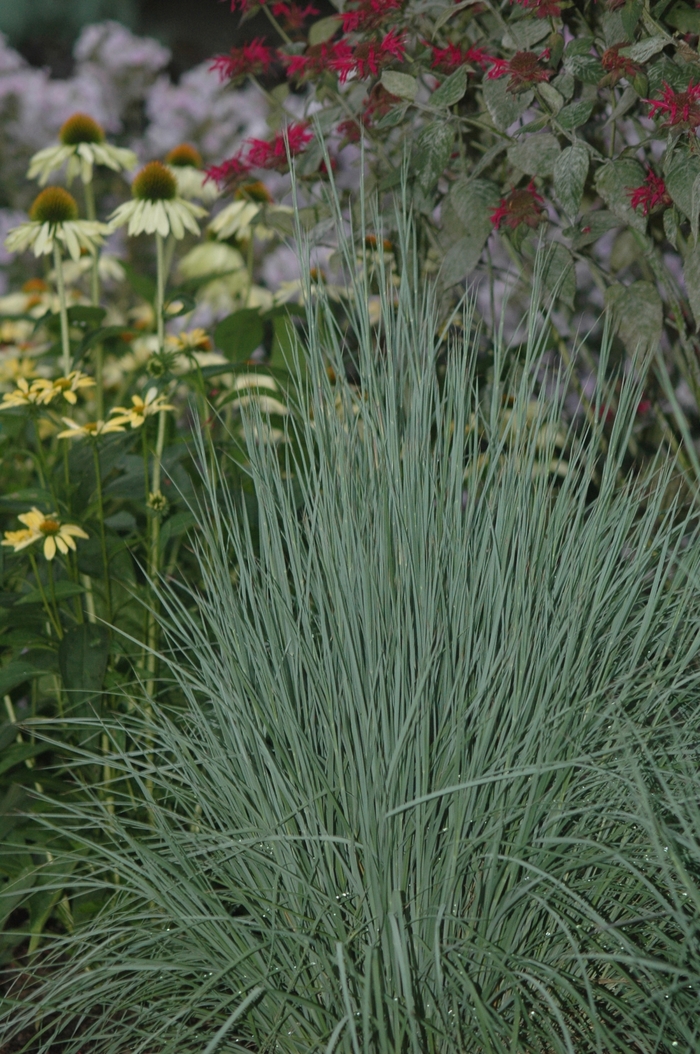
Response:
0,0,244,78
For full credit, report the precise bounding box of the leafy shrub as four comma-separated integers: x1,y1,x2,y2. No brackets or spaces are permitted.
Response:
2,215,699,1052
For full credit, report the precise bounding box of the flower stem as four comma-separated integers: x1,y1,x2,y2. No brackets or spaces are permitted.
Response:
155,232,165,354
53,244,71,377
83,179,101,305
91,442,113,624
28,551,63,641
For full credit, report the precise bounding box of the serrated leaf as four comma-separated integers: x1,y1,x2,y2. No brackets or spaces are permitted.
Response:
663,206,679,248
414,122,455,191
307,15,341,45
557,99,594,129
502,17,550,50
664,150,700,220
684,244,700,328
622,0,643,37
606,84,638,125
665,1,700,33
449,178,501,231
538,82,564,114
508,134,561,177
441,235,489,286
380,71,417,101
605,280,663,353
569,211,624,248
553,144,589,218
619,34,667,62
431,67,467,108
483,78,534,132
595,159,646,231
541,243,576,307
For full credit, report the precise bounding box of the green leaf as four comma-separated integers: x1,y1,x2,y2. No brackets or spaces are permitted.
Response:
0,661,43,696
557,99,594,129
482,78,533,132
683,244,700,328
448,178,500,234
508,134,561,178
307,14,341,45
595,159,646,231
663,206,679,248
215,310,265,362
565,210,619,249
380,71,417,101
664,150,700,220
567,55,604,84
120,261,156,304
67,306,106,329
431,67,468,108
159,511,196,552
538,82,564,114
665,1,700,33
58,624,110,711
502,17,550,50
605,281,663,354
440,235,488,286
619,35,667,62
0,742,47,778
17,581,85,606
413,122,455,192
540,243,576,307
553,144,589,218
621,0,643,36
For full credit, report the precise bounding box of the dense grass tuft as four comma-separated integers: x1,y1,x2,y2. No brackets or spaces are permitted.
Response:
2,214,700,1054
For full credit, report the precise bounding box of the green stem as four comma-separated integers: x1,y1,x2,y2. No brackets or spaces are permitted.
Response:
53,244,71,377
156,232,165,354
28,551,62,640
91,442,113,624
83,179,101,306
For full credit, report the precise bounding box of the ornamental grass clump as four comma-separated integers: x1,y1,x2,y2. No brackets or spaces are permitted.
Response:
2,220,700,1053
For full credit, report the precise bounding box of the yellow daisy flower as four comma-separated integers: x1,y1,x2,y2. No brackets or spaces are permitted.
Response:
0,376,55,410
2,508,88,561
56,417,127,440
43,371,96,405
109,387,175,429
165,328,211,353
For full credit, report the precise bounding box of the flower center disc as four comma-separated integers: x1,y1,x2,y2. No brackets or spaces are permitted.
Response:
30,187,79,225
60,113,105,146
39,519,61,535
166,143,203,169
235,180,273,204
133,161,178,202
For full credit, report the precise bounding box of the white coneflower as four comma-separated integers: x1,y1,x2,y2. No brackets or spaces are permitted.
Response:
27,113,137,186
208,181,282,243
4,187,109,375
108,161,207,240
165,144,219,204
4,187,108,261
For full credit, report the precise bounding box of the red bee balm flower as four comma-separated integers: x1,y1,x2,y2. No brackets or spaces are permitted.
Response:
512,0,561,17
647,82,700,132
206,123,312,186
246,124,313,170
628,171,672,216
430,43,494,73
271,2,319,30
487,50,552,93
491,182,545,230
600,43,641,86
341,0,403,33
210,39,276,81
